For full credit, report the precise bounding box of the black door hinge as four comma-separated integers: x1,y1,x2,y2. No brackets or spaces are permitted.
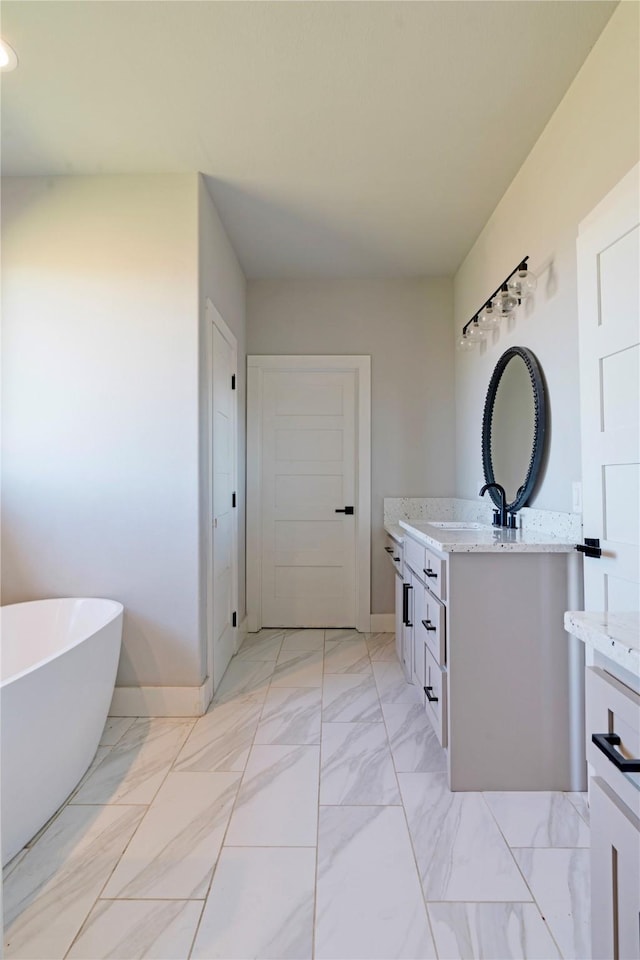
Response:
232,492,237,508
231,374,236,390
232,611,237,628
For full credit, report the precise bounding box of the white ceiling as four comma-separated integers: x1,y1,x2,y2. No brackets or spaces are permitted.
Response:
1,1,617,278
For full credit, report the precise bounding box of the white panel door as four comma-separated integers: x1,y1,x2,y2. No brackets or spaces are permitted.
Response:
577,165,640,611
210,313,237,690
261,368,357,627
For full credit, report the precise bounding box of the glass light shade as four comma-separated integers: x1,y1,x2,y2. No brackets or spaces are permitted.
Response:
477,301,501,330
465,320,485,342
0,39,18,71
508,267,537,300
494,284,518,316
457,333,475,351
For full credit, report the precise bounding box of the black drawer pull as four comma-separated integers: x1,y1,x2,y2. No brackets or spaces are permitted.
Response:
402,582,411,625
385,546,393,553
393,556,400,562
421,619,436,632
592,733,640,772
423,567,437,579
423,685,439,703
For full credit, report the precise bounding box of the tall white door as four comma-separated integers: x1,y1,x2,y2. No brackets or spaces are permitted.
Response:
248,357,362,627
209,303,238,690
577,164,639,611
259,366,357,627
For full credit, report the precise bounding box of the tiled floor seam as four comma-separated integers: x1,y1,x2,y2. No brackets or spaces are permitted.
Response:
478,791,567,959
187,630,323,959
381,677,440,958
62,715,148,960
312,629,326,960
185,666,271,959
63,715,200,960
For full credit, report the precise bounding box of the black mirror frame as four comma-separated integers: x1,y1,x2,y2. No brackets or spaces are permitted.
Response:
481,346,547,513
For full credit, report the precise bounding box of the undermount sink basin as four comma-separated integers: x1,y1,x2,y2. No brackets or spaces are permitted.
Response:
428,521,492,531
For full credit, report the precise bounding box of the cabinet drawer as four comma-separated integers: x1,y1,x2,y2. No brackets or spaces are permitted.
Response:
403,535,425,579
423,547,446,601
404,537,446,601
385,534,403,576
586,666,640,818
420,589,446,666
423,645,447,747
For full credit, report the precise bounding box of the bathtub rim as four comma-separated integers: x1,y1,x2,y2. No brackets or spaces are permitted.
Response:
0,597,124,689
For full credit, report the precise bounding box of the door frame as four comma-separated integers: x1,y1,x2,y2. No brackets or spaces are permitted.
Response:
247,355,371,634
206,298,239,697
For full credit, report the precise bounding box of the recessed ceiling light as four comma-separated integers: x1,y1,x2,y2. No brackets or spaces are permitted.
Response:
0,38,18,72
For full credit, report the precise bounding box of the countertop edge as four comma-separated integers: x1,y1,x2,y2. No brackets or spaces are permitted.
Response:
398,520,577,554
384,522,405,544
564,611,640,678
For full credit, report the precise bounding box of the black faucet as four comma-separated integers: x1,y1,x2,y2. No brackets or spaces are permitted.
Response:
479,482,508,527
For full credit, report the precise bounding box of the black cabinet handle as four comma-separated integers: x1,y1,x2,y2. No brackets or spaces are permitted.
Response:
423,685,439,703
592,733,640,772
421,619,436,633
423,567,437,579
335,506,355,515
402,582,409,625
385,546,393,553
393,556,400,562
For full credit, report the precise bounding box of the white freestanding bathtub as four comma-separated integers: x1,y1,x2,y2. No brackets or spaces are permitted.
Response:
1,598,123,865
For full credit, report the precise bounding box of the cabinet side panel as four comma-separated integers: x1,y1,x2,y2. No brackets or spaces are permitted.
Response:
447,552,579,790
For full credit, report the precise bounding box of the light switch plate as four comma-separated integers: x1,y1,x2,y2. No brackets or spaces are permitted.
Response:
572,481,583,513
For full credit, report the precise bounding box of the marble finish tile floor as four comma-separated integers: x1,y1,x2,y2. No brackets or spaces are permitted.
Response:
3,629,591,960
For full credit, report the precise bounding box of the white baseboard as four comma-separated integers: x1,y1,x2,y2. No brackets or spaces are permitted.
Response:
235,616,249,652
111,616,251,718
369,613,395,632
110,680,211,718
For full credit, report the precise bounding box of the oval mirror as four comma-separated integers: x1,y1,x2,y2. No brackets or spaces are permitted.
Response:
482,346,547,512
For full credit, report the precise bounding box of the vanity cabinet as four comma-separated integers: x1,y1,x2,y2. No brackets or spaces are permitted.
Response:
398,524,582,792
586,661,640,960
401,544,448,747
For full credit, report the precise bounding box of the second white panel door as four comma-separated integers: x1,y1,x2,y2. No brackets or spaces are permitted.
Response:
261,367,357,627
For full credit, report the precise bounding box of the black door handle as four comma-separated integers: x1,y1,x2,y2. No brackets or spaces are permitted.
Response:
592,733,640,772
576,538,602,559
335,506,354,515
424,685,439,703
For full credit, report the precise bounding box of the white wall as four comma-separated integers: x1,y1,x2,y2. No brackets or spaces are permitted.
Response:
454,2,640,512
247,278,454,614
197,176,247,673
1,174,203,687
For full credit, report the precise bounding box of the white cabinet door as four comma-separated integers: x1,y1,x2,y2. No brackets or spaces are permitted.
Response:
411,583,426,690
401,575,414,681
590,776,640,960
577,164,640,611
394,572,404,665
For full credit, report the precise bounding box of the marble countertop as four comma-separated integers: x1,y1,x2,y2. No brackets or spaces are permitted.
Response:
384,522,405,543
564,611,640,677
398,520,577,554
